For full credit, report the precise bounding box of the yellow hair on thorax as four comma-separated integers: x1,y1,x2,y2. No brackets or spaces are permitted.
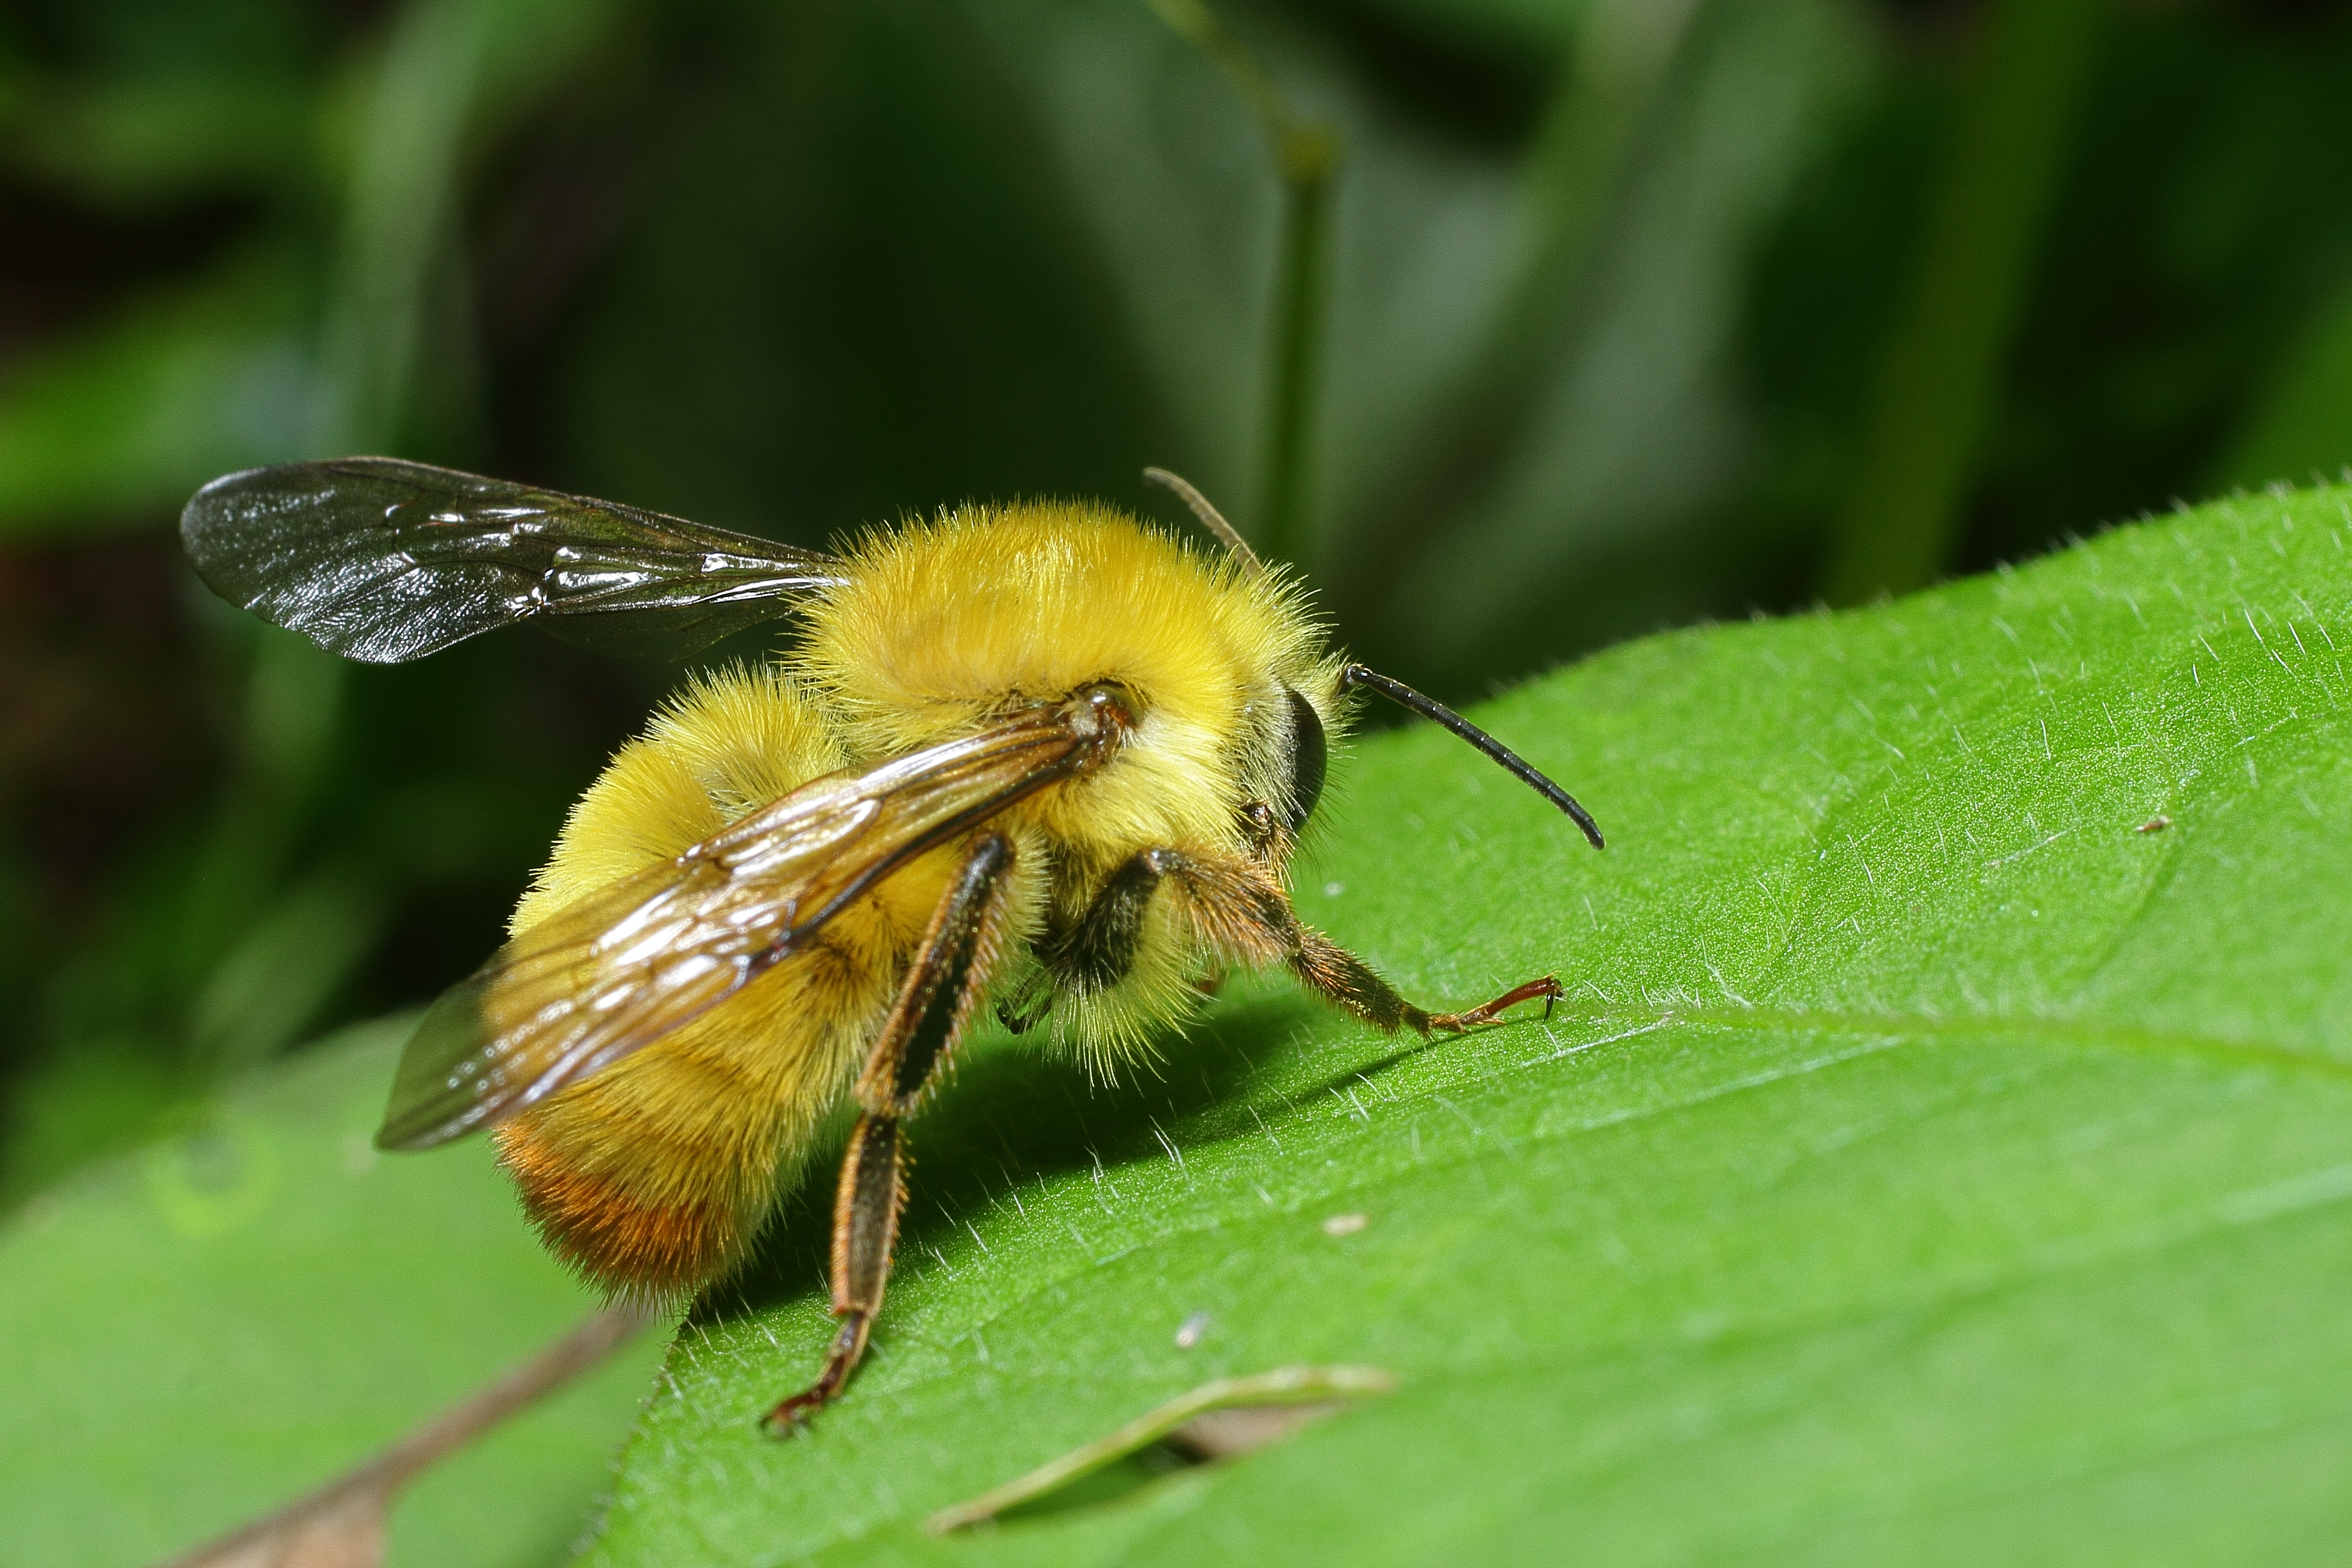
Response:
798,500,1335,859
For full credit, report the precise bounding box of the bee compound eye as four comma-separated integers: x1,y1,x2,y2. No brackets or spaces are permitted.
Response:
1282,686,1328,831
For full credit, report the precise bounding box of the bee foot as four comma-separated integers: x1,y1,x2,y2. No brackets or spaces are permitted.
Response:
757,1309,871,1437
759,1392,826,1438
1426,974,1563,1032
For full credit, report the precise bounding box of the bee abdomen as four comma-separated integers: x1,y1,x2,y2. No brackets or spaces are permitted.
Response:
494,1109,755,1297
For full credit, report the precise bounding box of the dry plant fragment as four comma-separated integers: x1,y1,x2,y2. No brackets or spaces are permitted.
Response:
927,1364,1395,1533
155,1305,651,1568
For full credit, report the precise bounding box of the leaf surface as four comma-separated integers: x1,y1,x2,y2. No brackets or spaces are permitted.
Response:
0,1018,668,1568
587,486,2352,1565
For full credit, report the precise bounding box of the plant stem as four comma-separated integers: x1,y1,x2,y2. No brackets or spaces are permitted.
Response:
1819,0,2106,606
1145,0,1340,568
1255,124,1338,569
1483,0,1703,415
317,0,492,452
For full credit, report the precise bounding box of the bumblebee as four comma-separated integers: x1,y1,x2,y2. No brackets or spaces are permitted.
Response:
181,458,1602,1430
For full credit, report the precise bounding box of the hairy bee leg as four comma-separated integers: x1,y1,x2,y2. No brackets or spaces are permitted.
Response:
1050,834,1360,990
1034,849,1173,993
1284,925,1428,1030
763,1112,898,1432
760,833,1017,1436
1289,921,1561,1034
1146,849,1561,1037
1041,844,1557,1036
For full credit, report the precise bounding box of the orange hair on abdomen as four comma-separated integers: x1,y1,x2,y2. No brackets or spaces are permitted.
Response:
495,1113,741,1295
487,922,908,1296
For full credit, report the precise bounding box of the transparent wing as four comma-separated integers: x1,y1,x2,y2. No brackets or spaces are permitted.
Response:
377,711,1094,1151
181,457,848,663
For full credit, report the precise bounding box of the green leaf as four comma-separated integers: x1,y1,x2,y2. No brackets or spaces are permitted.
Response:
586,484,2352,1564
0,1017,669,1568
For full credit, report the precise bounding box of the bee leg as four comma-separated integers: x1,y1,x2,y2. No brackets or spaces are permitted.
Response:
1034,845,1259,998
1238,801,1287,864
761,1112,900,1432
1034,848,1173,993
760,833,1018,1435
1289,923,1560,1035
1041,846,1558,1036
1149,849,1562,1037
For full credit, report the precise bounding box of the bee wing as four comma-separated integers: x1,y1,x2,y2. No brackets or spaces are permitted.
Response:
377,712,1090,1151
182,457,848,663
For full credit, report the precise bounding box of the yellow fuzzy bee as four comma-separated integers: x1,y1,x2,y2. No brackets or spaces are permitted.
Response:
181,458,1602,1430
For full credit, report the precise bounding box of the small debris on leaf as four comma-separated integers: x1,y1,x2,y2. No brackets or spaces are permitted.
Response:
927,1364,1397,1533
1321,1212,1369,1237
1174,1310,1211,1350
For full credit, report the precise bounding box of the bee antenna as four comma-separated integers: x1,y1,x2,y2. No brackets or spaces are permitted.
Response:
1340,663,1605,849
1143,467,1264,576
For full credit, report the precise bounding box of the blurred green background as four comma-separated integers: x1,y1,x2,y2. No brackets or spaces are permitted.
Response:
3,0,2351,1211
